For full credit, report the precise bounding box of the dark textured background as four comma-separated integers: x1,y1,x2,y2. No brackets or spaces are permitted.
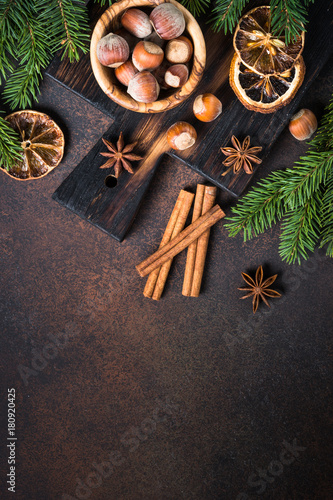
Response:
0,41,332,500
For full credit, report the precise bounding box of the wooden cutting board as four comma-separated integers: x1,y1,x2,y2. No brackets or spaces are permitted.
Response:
49,0,333,241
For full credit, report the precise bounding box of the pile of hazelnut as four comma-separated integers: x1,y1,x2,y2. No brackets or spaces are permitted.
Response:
96,4,194,103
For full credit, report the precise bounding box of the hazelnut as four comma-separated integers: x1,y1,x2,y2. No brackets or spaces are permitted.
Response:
165,36,193,64
289,109,318,141
114,60,138,86
167,122,197,150
132,41,164,71
193,93,222,122
164,64,189,88
97,33,129,68
127,71,160,103
121,8,153,38
150,4,185,40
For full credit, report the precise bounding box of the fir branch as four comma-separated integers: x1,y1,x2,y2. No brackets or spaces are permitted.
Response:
0,113,22,171
279,192,322,264
225,170,287,240
3,8,52,109
226,93,333,264
38,0,90,63
0,0,18,82
319,169,333,257
283,151,333,210
313,97,333,152
181,0,211,16
93,0,113,5
211,0,250,33
282,101,333,209
270,0,308,44
0,0,90,109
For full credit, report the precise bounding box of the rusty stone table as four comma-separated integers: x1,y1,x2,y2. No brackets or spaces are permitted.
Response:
0,53,332,500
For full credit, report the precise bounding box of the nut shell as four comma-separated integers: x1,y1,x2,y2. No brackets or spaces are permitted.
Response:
115,60,138,86
150,4,185,40
164,64,189,88
165,36,193,63
97,33,129,68
193,93,222,122
289,109,318,141
167,121,197,150
121,8,153,38
132,41,164,72
127,71,160,103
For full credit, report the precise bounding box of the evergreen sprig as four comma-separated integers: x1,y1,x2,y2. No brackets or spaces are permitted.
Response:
38,0,90,63
0,0,16,84
93,0,113,6
3,3,52,109
0,113,22,171
0,0,90,110
320,169,333,257
181,0,211,16
270,0,309,44
225,94,333,264
210,0,312,43
211,0,250,34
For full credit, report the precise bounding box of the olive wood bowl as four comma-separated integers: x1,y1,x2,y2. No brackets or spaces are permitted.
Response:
90,0,206,113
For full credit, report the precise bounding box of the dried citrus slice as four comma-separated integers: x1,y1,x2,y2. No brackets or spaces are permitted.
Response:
3,110,64,180
234,6,305,76
229,53,305,114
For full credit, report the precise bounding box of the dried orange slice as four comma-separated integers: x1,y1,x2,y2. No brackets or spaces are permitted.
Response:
229,53,305,114
3,110,65,180
234,6,305,76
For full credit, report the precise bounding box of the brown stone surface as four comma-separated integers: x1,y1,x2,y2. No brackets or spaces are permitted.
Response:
1,58,333,500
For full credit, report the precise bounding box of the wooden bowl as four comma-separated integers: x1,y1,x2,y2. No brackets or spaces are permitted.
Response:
90,0,206,113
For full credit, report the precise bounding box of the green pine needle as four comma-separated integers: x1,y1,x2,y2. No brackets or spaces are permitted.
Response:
3,7,52,109
210,0,312,44
225,170,287,240
226,93,333,264
181,0,211,16
37,0,90,63
279,193,322,264
320,169,333,257
0,114,22,171
270,0,308,44
0,0,19,83
283,151,333,210
211,0,250,34
0,0,91,110
93,0,113,6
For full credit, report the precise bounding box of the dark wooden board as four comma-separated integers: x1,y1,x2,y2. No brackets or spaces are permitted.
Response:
49,0,333,241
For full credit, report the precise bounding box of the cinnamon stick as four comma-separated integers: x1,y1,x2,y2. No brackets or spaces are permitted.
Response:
136,205,225,277
182,184,205,296
152,190,194,300
190,186,217,297
143,190,186,298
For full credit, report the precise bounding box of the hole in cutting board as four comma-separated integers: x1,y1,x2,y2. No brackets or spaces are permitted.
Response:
104,175,117,188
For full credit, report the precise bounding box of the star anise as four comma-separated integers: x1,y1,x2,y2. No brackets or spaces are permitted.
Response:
221,135,262,176
238,265,281,314
99,132,143,178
